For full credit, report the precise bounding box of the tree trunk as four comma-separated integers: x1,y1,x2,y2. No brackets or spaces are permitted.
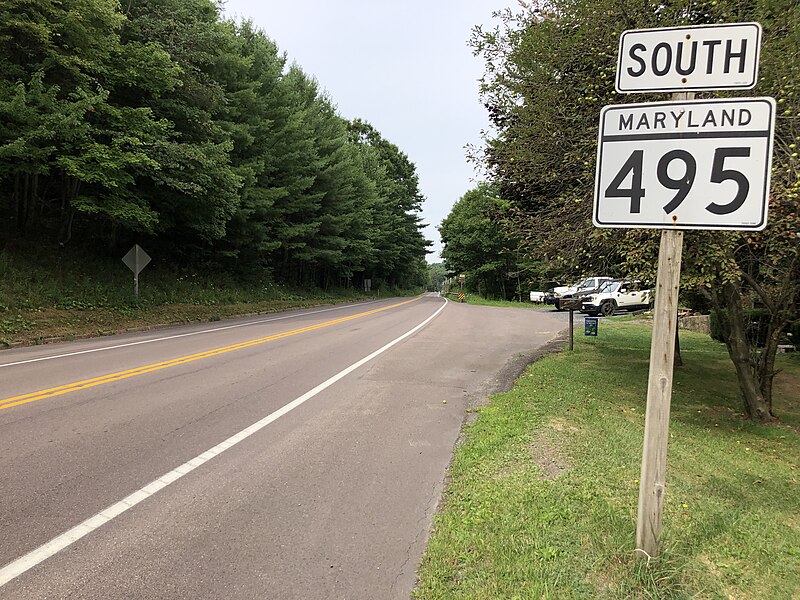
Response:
19,173,30,231
58,209,75,246
27,173,39,232
108,222,119,252
12,173,22,231
755,307,794,407
674,323,683,368
58,176,79,246
744,259,799,410
718,283,774,421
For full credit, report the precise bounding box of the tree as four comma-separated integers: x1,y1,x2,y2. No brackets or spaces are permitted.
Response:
0,0,179,243
120,0,242,247
348,119,431,288
426,262,448,292
472,0,799,420
213,21,311,279
439,184,519,299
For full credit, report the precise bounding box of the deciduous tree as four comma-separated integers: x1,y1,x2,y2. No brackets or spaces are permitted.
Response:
472,0,799,419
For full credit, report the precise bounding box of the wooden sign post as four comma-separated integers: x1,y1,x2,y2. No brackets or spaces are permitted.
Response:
634,91,690,558
560,297,583,351
635,228,683,557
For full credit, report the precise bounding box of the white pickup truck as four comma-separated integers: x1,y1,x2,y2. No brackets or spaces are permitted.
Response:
545,276,614,311
581,280,652,317
529,291,546,303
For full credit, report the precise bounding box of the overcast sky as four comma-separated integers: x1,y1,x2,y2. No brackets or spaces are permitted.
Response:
221,0,516,261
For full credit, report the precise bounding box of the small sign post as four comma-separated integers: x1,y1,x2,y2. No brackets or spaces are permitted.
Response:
560,298,583,350
122,244,151,299
595,22,773,559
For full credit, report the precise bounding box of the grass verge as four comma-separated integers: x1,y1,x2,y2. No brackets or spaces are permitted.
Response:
414,321,800,599
0,247,411,347
446,293,550,310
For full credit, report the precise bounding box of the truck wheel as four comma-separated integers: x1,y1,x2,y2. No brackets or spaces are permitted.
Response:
599,300,616,317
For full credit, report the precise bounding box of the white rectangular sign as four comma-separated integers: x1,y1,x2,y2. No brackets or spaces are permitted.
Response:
616,23,761,93
593,98,775,230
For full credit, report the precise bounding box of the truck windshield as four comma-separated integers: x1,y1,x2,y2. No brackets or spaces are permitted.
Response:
599,281,620,293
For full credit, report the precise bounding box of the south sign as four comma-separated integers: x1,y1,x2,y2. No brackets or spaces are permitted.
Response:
616,23,761,93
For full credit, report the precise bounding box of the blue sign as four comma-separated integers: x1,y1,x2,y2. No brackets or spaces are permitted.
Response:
585,317,599,337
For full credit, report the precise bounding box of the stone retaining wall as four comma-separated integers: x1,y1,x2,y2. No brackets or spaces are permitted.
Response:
678,314,711,334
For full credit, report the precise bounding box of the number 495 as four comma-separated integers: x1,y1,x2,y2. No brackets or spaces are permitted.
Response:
605,147,751,215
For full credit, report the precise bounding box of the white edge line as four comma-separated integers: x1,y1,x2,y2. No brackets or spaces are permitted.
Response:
0,299,388,369
0,297,448,588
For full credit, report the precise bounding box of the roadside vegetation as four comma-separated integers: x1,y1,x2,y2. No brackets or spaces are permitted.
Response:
415,321,800,599
1,0,432,347
461,296,544,309
451,294,548,310
0,246,411,347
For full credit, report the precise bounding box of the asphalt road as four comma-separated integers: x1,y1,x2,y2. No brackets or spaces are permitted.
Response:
0,295,564,599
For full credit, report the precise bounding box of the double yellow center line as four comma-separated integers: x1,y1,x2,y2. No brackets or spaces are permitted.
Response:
0,297,421,412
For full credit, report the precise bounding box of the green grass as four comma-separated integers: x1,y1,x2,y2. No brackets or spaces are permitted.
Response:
0,247,395,311
445,293,550,310
414,322,800,599
0,247,415,345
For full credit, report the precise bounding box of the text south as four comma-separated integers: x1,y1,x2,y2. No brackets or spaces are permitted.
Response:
618,108,752,131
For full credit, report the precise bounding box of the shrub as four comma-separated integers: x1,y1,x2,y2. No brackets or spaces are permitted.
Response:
710,308,772,347
789,320,800,350
681,287,712,313
709,310,725,342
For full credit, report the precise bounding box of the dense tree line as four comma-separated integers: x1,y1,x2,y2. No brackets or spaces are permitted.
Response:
460,0,798,420
425,262,447,292
0,0,430,289
439,183,522,299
